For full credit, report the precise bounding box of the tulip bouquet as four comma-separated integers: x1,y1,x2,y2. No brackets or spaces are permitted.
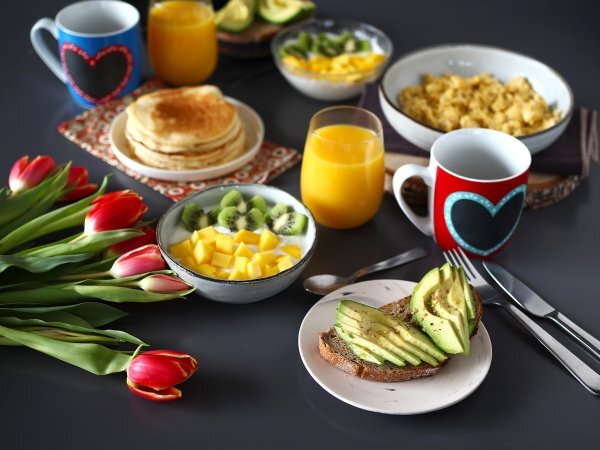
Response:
0,155,197,401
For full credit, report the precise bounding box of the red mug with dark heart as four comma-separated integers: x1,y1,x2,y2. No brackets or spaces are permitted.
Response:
30,0,142,109
392,129,531,257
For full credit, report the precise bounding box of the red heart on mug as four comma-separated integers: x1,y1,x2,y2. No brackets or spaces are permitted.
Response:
61,43,133,105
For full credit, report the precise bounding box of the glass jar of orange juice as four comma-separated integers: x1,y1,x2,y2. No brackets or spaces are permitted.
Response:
148,0,217,86
301,106,385,229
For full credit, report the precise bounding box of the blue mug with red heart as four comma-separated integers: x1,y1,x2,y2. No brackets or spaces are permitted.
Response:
30,0,142,108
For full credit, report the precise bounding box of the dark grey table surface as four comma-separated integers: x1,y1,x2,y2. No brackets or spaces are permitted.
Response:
2,1,599,449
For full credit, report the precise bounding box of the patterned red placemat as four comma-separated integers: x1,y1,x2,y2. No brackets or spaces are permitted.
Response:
57,79,302,202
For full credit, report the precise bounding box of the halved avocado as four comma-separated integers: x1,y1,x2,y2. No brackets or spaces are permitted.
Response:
216,0,257,33
258,0,315,25
410,267,464,354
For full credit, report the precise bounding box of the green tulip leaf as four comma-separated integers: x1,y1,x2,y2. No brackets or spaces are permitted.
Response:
0,324,139,375
0,302,127,327
0,253,95,274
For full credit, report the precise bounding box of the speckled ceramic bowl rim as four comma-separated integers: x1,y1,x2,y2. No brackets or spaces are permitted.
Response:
157,183,318,285
379,43,574,140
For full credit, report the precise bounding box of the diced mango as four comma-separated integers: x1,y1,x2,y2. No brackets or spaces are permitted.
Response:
182,256,196,269
216,234,234,255
196,263,217,277
280,244,301,259
234,242,254,258
247,259,262,279
234,256,249,274
263,264,279,277
169,239,193,259
211,252,232,268
194,240,214,264
228,269,247,281
196,226,218,244
234,229,260,245
259,229,279,251
214,270,230,280
190,230,201,246
277,255,294,272
253,250,277,269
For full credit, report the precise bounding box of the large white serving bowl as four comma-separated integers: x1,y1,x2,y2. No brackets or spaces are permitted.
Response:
157,184,317,304
379,44,574,155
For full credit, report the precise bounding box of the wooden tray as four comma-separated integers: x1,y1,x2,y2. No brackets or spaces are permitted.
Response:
384,153,582,210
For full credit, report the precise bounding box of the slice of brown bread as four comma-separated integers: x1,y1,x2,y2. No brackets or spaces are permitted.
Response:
318,287,484,382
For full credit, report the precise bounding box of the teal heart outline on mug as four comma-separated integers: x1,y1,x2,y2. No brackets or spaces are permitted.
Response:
443,184,527,256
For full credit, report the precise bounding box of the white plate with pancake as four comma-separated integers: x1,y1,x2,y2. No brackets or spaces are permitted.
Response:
110,96,264,182
298,279,493,415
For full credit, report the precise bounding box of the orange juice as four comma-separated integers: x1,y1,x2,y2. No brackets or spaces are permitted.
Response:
301,124,385,229
148,0,217,86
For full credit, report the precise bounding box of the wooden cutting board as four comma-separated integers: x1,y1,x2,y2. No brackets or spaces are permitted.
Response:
384,153,582,210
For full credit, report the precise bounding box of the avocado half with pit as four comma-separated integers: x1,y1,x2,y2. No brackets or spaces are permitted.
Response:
258,0,315,25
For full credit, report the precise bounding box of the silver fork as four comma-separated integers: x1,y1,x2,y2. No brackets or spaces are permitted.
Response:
444,247,600,396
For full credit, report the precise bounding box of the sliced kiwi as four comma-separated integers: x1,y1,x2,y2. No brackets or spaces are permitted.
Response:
248,195,267,214
218,206,264,231
219,189,267,215
265,203,293,228
271,211,308,235
180,204,220,231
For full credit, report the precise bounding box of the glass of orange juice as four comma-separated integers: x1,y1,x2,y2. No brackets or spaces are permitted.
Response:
148,0,217,86
301,106,385,229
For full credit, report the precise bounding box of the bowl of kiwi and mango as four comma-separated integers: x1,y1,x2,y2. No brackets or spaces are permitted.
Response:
157,183,318,304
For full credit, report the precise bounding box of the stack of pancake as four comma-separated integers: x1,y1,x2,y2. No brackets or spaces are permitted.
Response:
125,86,247,170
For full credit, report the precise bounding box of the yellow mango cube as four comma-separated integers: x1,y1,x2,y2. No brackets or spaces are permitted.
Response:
215,234,234,255
196,226,218,244
228,269,247,281
234,242,254,259
190,230,201,246
234,229,260,245
280,244,301,259
277,255,294,272
211,252,232,268
169,239,193,259
246,260,262,279
194,240,214,265
234,256,249,274
182,256,196,269
253,250,277,269
259,229,279,251
263,264,279,277
196,263,217,277
214,270,230,280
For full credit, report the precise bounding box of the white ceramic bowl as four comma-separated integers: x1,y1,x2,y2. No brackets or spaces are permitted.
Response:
272,19,393,101
157,184,317,304
379,44,574,155
110,97,264,182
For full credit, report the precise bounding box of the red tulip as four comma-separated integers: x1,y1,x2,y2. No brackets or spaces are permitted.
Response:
106,226,157,257
84,190,148,234
9,155,55,194
138,274,190,293
127,350,198,402
110,244,166,278
59,166,97,202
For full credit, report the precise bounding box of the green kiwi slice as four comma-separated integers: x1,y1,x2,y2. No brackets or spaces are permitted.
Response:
265,203,293,228
218,206,265,231
219,189,267,215
270,211,308,235
180,204,220,231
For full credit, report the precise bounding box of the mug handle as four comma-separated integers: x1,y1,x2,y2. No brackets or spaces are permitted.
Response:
30,18,66,83
392,163,434,236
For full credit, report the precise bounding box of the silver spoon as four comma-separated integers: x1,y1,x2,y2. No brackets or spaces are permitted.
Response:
303,247,429,295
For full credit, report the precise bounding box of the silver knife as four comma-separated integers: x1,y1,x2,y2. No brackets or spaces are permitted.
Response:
483,261,600,362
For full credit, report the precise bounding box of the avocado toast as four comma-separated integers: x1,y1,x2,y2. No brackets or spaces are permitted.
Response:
318,264,484,382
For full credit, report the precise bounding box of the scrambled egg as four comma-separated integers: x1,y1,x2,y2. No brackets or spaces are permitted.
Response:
399,73,562,136
282,53,386,83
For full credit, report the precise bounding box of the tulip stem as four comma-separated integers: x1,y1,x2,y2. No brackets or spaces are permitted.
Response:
58,271,110,281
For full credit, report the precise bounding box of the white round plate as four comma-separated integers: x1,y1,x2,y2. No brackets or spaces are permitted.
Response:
109,97,264,182
298,279,492,415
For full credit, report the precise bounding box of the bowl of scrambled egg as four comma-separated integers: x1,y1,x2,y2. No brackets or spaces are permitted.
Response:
272,19,393,101
379,44,573,154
